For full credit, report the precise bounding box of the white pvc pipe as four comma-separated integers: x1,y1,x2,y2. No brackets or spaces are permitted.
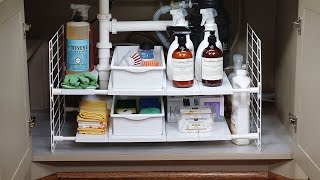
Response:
113,21,172,33
98,0,111,89
231,133,259,140
99,0,109,15
53,136,76,141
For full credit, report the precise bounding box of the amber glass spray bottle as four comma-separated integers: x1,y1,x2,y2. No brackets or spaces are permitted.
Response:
172,34,194,88
202,31,223,87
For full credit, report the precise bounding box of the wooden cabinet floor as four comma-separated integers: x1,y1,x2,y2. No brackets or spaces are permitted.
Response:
39,171,290,180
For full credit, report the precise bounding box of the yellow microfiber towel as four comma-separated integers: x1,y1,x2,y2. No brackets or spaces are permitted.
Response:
77,115,107,123
77,100,108,122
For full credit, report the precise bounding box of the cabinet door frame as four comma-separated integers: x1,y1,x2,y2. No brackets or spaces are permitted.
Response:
294,0,320,179
0,0,31,179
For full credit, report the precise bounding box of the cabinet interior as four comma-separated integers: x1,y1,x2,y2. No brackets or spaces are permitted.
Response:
25,0,299,159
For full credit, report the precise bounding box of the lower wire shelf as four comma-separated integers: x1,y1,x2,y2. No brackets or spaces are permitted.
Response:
55,116,233,143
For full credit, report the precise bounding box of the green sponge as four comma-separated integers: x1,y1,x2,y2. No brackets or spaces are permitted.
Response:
140,108,161,114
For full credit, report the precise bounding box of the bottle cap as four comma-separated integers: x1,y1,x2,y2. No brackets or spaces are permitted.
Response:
233,54,244,70
208,31,217,44
198,0,221,9
139,42,154,50
236,69,247,76
73,11,83,22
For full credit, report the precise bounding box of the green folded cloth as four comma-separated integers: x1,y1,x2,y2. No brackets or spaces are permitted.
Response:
84,72,97,81
78,76,90,85
61,72,99,89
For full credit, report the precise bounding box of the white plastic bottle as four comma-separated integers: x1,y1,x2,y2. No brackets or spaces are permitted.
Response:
228,54,244,83
231,70,251,145
195,8,223,82
167,9,194,81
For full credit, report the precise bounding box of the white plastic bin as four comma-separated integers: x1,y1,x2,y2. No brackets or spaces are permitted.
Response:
110,96,165,136
111,46,166,89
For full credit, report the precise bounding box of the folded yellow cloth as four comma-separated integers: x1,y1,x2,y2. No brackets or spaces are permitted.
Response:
77,100,108,122
77,128,106,135
77,115,107,123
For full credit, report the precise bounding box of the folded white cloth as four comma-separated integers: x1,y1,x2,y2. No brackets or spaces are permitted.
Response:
78,121,106,129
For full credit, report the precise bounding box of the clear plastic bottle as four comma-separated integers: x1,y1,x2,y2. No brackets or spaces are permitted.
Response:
66,21,89,74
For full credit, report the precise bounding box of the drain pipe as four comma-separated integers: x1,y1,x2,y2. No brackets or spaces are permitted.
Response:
97,0,112,89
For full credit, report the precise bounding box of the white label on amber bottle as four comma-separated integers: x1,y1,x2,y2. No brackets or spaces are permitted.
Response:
202,57,223,80
172,58,194,81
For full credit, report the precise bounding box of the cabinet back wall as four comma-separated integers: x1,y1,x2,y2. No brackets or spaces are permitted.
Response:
25,0,276,92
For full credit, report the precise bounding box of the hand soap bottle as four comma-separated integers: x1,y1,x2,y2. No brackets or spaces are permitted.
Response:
166,9,194,82
201,31,223,87
172,34,194,88
195,8,222,82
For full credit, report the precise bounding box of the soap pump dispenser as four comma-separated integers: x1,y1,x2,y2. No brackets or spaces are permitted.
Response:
228,54,244,83
195,8,222,82
167,9,194,82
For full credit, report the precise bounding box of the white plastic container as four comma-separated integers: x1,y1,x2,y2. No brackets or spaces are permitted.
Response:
110,96,165,136
231,70,251,145
176,106,215,133
167,95,224,123
111,46,166,89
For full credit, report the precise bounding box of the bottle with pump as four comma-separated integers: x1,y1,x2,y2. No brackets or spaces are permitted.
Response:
195,8,222,82
69,4,95,72
167,9,194,82
201,31,223,87
172,34,194,88
225,53,244,126
231,70,251,145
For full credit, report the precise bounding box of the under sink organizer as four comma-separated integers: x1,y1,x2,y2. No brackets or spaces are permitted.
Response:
48,24,262,153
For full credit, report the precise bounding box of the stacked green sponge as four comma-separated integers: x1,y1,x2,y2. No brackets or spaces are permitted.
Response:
61,72,99,89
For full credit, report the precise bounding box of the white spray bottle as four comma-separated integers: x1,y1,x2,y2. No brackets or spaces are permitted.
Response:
167,9,194,82
195,8,222,82
231,70,251,145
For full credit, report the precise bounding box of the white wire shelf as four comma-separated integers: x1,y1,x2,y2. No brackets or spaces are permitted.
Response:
108,72,234,96
76,133,109,143
52,88,108,95
52,116,258,143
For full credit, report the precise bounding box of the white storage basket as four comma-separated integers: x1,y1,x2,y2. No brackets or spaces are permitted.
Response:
110,46,166,89
110,96,165,136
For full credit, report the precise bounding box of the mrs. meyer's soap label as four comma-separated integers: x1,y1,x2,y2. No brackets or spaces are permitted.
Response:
66,39,89,72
